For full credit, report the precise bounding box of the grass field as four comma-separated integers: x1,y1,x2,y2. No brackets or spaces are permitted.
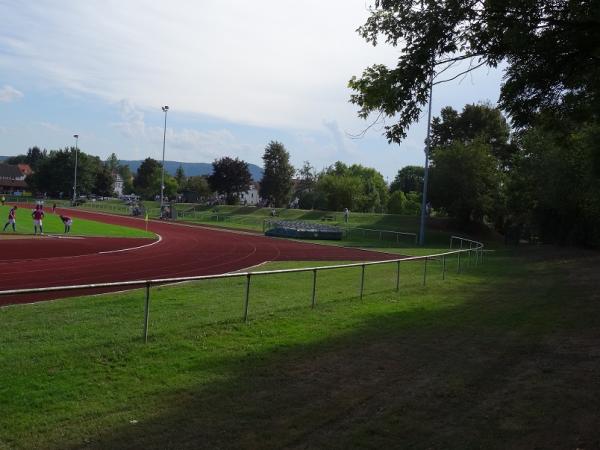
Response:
78,201,472,248
0,206,155,239
1,245,598,449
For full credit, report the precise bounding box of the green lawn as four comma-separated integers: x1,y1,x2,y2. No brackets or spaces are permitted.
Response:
0,206,155,239
1,246,598,449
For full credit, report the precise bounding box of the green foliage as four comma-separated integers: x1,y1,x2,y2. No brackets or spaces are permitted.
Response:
507,118,600,246
5,146,47,170
175,165,186,189
118,164,134,195
27,148,103,197
184,175,212,199
133,158,162,200
349,0,599,141
432,104,515,168
259,141,295,207
429,140,503,225
387,190,421,215
314,162,388,212
105,153,119,173
208,157,252,204
94,167,115,197
390,165,424,194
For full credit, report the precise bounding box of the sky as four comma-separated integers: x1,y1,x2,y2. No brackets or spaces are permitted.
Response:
0,0,504,180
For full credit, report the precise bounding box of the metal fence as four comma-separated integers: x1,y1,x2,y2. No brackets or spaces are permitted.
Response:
0,236,483,343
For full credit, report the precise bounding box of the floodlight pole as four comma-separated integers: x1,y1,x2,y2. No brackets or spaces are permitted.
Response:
72,134,79,205
160,105,169,209
418,66,434,246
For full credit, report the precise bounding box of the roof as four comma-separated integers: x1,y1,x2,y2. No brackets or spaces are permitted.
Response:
0,179,27,188
17,164,33,176
0,163,25,179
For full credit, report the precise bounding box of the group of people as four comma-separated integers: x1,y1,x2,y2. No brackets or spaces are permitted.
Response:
2,203,73,235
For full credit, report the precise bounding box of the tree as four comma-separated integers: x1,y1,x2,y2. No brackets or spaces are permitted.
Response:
349,0,600,142
429,139,503,225
94,167,115,197
208,157,252,204
184,176,212,199
314,162,388,212
431,104,515,169
259,141,295,207
118,165,134,194
27,148,102,197
5,146,47,169
175,165,186,189
133,158,162,200
295,161,318,209
506,116,600,246
105,153,119,173
390,166,424,194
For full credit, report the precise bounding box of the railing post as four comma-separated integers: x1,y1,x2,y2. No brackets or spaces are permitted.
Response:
143,282,151,343
457,251,462,273
449,237,453,249
243,273,251,322
475,245,480,265
442,254,446,280
311,269,317,308
468,242,472,266
360,264,365,300
395,260,400,292
423,257,428,286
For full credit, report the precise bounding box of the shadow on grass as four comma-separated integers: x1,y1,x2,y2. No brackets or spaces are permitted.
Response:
70,249,600,450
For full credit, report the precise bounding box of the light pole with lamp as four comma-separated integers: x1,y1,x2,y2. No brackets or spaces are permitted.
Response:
72,134,79,205
160,106,169,210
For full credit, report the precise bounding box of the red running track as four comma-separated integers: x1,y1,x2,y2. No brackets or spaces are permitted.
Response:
0,208,399,306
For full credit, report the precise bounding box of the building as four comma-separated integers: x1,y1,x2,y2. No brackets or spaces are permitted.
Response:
239,182,261,205
112,173,124,197
0,163,28,194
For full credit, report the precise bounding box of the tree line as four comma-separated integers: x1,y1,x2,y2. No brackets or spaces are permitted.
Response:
348,0,600,247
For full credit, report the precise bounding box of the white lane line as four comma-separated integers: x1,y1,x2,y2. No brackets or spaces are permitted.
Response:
98,233,162,254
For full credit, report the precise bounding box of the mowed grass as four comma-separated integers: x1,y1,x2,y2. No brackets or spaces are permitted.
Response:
1,246,599,449
0,206,155,239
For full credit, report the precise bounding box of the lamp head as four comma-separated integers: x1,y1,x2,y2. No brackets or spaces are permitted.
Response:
162,106,169,112
73,134,79,139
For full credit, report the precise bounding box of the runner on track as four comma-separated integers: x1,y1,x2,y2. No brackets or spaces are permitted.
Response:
32,205,44,235
2,205,17,232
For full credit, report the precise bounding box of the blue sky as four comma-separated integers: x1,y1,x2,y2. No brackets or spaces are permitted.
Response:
0,0,503,180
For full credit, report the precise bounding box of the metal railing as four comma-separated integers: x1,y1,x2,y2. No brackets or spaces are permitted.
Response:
0,236,484,343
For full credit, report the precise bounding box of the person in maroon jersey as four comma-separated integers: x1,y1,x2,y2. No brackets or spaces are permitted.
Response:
2,205,17,232
32,205,44,235
60,215,73,233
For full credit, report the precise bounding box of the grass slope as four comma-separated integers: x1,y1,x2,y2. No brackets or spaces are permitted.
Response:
0,206,155,239
1,247,598,449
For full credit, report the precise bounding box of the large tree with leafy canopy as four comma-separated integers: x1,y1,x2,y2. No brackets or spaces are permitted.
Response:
259,141,295,207
349,0,600,140
208,157,252,204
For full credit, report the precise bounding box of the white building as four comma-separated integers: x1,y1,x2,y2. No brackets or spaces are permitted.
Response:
113,173,124,196
239,182,260,205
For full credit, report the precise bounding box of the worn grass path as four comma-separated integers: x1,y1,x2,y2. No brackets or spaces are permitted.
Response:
1,246,598,449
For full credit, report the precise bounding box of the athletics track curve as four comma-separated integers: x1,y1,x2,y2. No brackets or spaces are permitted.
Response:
0,208,399,306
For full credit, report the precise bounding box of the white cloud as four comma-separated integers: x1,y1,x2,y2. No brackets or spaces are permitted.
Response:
0,85,23,102
112,99,259,163
0,1,396,130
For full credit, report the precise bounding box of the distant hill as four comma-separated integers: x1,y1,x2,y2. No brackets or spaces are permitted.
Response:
119,160,263,181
